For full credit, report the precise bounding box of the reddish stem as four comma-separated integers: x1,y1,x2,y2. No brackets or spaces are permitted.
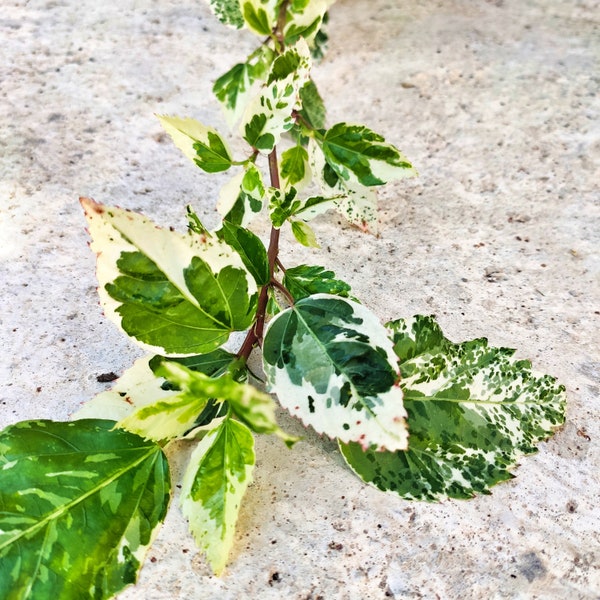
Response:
237,148,283,361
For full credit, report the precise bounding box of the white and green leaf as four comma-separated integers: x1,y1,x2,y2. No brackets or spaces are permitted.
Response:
280,144,311,191
240,0,281,35
298,78,326,130
263,294,408,451
213,46,274,127
316,122,417,187
181,418,254,575
291,220,319,247
283,0,333,46
340,315,567,501
206,0,244,28
81,197,258,356
73,356,176,423
282,264,352,301
0,420,170,599
157,115,234,173
240,39,311,153
269,186,336,228
309,137,379,232
216,163,266,228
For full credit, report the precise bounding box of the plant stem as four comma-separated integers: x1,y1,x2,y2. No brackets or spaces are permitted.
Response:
237,148,283,361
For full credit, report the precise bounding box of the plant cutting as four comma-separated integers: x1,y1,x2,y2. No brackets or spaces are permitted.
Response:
0,1,566,598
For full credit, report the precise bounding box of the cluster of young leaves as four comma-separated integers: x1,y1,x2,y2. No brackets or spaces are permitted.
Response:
0,1,566,598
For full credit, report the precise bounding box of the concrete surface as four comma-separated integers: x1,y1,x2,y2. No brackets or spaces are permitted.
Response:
1,0,599,598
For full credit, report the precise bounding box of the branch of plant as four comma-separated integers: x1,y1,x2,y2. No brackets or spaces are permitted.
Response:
237,148,284,361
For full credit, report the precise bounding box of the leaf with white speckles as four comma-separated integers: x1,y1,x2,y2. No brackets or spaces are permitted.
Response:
0,419,170,599
339,315,566,501
308,137,380,232
262,294,408,451
240,39,311,153
181,418,255,575
81,197,258,356
206,0,244,28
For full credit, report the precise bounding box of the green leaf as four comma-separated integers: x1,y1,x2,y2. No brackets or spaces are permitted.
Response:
157,115,233,173
216,220,270,286
240,0,280,35
74,356,178,423
73,351,236,427
217,163,266,227
213,46,274,127
283,264,352,301
268,186,299,228
283,0,334,49
280,144,311,191
262,294,408,451
291,220,319,247
0,419,170,599
309,10,330,60
181,418,254,575
269,186,335,228
159,362,296,443
318,122,417,186
81,198,257,356
309,137,379,232
206,0,244,28
298,78,326,130
340,315,567,501
240,39,311,154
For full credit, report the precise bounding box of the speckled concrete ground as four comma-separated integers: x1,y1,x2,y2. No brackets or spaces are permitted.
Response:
1,0,599,598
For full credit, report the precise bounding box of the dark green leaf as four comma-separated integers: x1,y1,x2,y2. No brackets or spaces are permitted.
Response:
216,221,270,286
283,264,352,301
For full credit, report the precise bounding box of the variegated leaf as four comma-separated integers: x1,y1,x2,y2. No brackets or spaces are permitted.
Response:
269,186,336,227
205,0,244,28
298,78,326,130
291,220,319,247
240,0,281,35
316,122,417,187
81,198,257,356
282,264,352,301
309,137,379,232
0,420,170,599
181,418,254,575
262,294,408,451
73,356,176,423
280,144,311,191
240,39,311,153
340,315,567,500
283,0,331,45
73,351,236,426
213,46,274,128
157,115,233,173
216,163,266,228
